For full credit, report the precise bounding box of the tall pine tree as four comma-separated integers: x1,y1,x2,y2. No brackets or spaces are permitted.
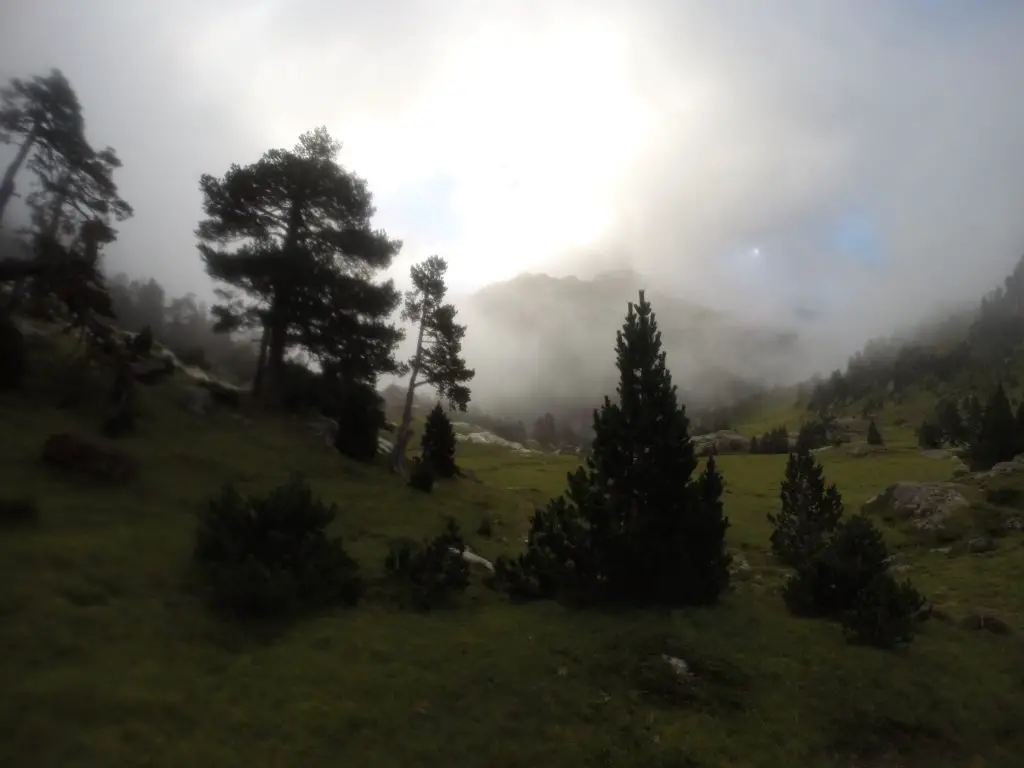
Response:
391,256,474,474
498,290,731,606
196,127,403,404
969,383,1018,470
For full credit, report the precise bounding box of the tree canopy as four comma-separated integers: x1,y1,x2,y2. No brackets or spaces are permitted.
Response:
196,127,404,402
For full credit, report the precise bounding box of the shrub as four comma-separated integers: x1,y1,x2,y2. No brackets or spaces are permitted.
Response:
768,448,843,567
782,514,889,618
477,516,493,538
407,458,435,493
0,496,39,526
384,518,470,610
493,495,591,601
193,474,362,619
0,311,27,391
841,574,925,649
421,403,458,478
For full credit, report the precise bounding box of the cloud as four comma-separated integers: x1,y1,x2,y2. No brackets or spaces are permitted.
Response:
2,0,1024,385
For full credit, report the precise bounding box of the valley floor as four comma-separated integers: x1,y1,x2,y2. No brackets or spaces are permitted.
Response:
2,337,1023,767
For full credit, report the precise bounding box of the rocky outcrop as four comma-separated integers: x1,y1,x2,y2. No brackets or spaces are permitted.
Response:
692,430,750,456
862,482,970,531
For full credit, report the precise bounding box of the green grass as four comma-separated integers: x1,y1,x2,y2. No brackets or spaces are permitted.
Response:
2,330,1024,767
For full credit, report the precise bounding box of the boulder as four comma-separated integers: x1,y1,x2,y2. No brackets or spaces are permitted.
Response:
186,386,214,416
130,357,176,385
692,430,750,456
845,443,886,458
959,613,1012,635
862,482,970,531
40,432,137,483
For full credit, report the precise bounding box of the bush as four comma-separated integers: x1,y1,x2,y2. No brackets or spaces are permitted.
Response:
407,458,435,493
841,574,925,649
782,514,889,618
0,311,27,391
0,496,39,526
493,496,591,601
384,518,470,610
193,474,362,619
768,448,843,567
421,403,458,478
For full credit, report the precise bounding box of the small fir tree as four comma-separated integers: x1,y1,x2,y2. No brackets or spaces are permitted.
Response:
866,420,884,446
495,290,731,606
934,399,966,445
421,402,458,478
768,447,843,567
969,383,1018,470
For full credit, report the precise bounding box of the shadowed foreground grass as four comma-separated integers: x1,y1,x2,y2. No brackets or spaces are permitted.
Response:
2,337,1023,767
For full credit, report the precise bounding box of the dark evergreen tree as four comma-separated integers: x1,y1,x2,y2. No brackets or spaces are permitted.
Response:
558,420,580,448
916,420,943,449
421,402,458,478
1015,400,1024,457
934,399,966,445
332,379,386,463
197,127,403,405
768,447,843,567
1,69,93,224
961,394,984,443
866,420,884,446
968,383,1018,470
532,412,558,447
495,291,731,606
392,255,475,474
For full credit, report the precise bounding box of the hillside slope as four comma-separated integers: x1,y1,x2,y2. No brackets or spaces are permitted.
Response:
2,323,1023,767
458,269,804,416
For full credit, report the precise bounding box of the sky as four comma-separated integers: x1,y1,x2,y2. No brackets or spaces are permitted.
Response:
3,0,1024,379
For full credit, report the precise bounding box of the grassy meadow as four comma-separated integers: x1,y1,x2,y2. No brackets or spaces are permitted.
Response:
2,330,1023,767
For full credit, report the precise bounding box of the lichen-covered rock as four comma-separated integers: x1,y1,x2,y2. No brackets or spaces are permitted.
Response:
862,482,970,531
692,430,750,456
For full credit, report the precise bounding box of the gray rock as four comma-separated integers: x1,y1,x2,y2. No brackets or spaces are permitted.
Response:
862,482,970,531
186,386,213,416
960,613,1012,635
1003,517,1024,532
692,430,750,456
967,536,997,554
846,443,886,458
922,449,951,459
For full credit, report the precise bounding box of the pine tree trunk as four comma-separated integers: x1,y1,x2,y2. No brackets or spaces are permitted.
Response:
391,306,427,474
252,324,270,396
259,317,288,406
0,129,37,226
